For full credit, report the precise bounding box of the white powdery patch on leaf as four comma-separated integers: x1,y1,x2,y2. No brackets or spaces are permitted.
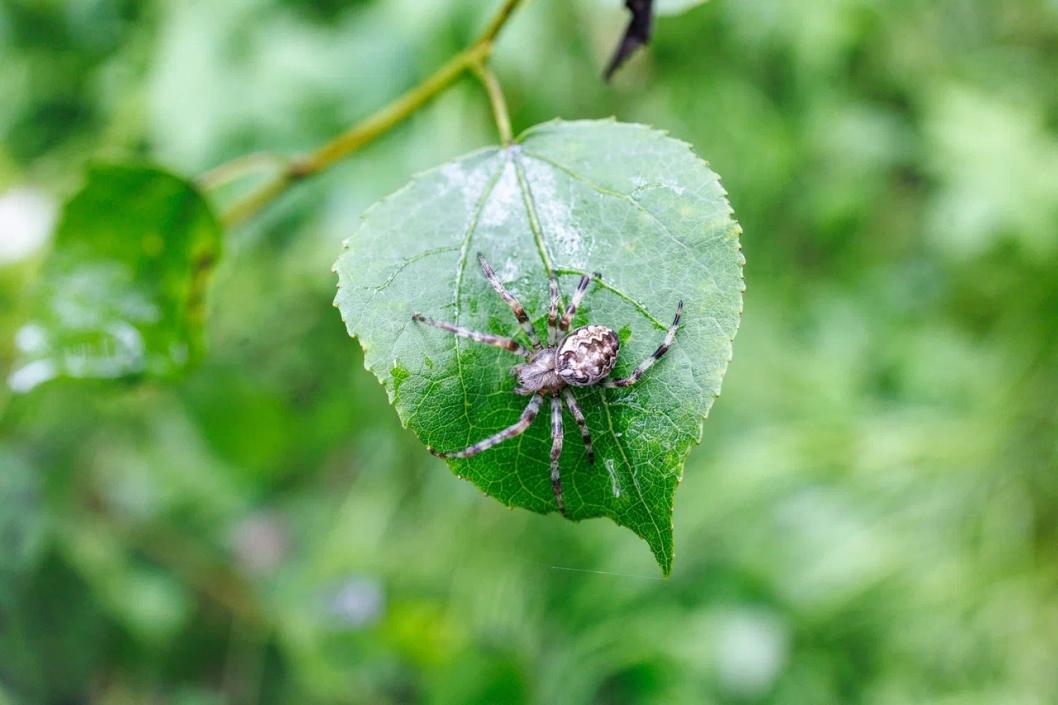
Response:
479,158,520,229
630,174,687,196
440,157,492,219
520,156,588,262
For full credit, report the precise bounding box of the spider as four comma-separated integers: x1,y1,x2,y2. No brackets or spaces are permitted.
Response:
412,254,682,516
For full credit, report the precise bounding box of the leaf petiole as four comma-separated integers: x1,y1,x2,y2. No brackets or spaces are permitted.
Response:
472,62,514,145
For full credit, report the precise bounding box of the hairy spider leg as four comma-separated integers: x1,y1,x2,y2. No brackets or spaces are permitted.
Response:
547,274,562,345
550,396,566,515
606,300,683,388
561,389,595,464
411,314,529,357
477,253,543,350
428,394,544,459
559,272,600,332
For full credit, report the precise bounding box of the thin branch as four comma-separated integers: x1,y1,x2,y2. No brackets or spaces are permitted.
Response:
286,42,490,182
479,0,524,43
222,173,296,229
217,0,527,228
472,62,513,145
198,152,288,192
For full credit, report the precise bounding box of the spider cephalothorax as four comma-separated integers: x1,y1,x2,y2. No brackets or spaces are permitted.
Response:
412,253,682,516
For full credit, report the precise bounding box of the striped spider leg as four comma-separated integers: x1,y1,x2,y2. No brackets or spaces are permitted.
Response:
427,393,544,461
412,254,543,476
604,300,684,388
476,253,543,351
410,313,528,356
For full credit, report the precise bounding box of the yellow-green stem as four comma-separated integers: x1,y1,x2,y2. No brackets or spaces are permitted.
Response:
197,152,288,192
473,62,513,145
217,0,525,228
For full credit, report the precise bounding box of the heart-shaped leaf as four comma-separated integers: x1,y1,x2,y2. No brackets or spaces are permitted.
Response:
8,163,221,392
334,120,743,573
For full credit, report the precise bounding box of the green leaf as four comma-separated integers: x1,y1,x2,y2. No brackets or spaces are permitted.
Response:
8,163,222,392
334,120,743,573
0,447,46,584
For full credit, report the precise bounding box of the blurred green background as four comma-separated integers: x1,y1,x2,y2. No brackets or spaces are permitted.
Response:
2,0,1058,703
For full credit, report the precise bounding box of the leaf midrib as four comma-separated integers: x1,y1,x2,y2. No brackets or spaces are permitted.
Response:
508,146,668,531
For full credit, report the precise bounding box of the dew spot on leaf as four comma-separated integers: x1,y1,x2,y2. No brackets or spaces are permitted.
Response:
10,163,221,391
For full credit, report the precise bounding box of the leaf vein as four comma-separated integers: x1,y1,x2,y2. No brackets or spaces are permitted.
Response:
596,387,665,553
553,267,667,331
511,149,555,277
373,245,461,292
521,150,722,298
452,157,509,439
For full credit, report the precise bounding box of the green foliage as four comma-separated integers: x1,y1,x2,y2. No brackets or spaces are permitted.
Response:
2,0,1058,703
335,119,742,572
9,163,220,391
0,447,46,585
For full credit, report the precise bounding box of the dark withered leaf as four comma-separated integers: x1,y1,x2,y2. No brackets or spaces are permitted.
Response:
604,0,654,81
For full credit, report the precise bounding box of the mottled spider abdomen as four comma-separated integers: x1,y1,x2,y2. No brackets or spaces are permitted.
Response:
557,325,620,386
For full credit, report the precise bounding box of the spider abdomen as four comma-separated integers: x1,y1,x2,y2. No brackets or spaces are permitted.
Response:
556,325,620,386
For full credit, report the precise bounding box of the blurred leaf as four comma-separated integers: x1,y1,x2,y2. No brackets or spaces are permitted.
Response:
58,517,193,644
0,554,113,704
0,447,46,583
8,163,221,392
334,119,743,573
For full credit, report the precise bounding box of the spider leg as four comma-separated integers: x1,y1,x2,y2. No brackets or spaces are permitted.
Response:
477,253,543,350
559,271,600,332
547,273,562,345
428,394,543,459
605,300,683,388
561,389,595,464
412,313,528,357
550,395,566,516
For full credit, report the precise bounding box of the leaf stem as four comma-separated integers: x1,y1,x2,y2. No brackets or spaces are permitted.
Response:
216,0,527,228
197,152,288,191
472,62,513,145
